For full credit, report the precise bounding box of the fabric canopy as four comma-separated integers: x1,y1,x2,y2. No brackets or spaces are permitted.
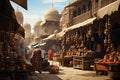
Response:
55,17,96,40
41,34,55,41
66,17,96,31
11,0,27,10
56,30,66,39
97,0,120,18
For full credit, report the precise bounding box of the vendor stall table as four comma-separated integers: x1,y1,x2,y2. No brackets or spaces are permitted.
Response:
63,56,73,67
73,56,94,70
95,62,120,79
94,62,108,75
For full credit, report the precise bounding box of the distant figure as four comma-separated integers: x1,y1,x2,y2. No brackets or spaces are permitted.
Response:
60,49,65,66
48,49,52,60
31,48,42,73
41,49,46,61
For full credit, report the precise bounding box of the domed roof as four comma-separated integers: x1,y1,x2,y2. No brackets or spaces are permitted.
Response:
34,19,42,28
15,8,24,25
23,23,31,31
44,6,60,21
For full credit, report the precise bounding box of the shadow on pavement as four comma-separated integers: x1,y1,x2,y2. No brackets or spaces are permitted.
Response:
57,72,66,75
76,73,96,77
41,72,63,80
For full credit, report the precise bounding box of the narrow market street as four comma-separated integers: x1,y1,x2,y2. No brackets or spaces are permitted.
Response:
0,0,120,80
27,61,111,80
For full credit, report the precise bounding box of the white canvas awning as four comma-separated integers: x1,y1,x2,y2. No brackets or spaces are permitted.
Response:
66,17,96,31
30,42,38,46
55,17,96,39
41,34,55,41
56,30,66,39
97,0,120,18
39,43,46,46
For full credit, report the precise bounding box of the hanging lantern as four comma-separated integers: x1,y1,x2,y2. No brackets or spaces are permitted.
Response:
108,38,111,44
104,29,109,36
105,22,108,28
88,29,92,36
104,38,108,46
75,32,78,39
108,35,111,44
80,41,84,48
67,35,70,43
104,17,113,52
88,28,92,38
86,33,91,39
79,35,83,40
107,18,112,30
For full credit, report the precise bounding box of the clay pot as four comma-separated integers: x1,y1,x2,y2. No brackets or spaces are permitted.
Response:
49,65,59,74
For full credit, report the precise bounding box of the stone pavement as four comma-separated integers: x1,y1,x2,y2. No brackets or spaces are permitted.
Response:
28,61,111,80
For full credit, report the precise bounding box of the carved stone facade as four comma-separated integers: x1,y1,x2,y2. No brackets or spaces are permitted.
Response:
60,0,116,29
34,20,44,39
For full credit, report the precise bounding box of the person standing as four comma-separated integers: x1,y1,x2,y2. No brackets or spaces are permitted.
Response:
60,49,65,66
48,49,52,60
31,48,42,73
41,49,46,61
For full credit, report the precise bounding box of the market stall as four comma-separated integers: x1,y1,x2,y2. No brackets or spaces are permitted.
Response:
60,24,97,67
94,4,120,79
95,51,120,79
0,0,28,80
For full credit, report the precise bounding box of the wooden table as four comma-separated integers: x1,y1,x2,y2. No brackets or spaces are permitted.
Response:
73,56,94,70
94,62,108,75
63,56,73,67
94,62,120,78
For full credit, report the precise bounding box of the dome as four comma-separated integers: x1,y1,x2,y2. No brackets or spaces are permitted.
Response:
44,7,60,21
34,19,42,29
23,23,31,31
15,8,24,25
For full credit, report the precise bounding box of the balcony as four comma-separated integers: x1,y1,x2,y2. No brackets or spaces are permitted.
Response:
93,0,116,17
73,11,91,25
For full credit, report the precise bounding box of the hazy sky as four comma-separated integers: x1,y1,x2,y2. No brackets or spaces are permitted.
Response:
11,0,72,32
